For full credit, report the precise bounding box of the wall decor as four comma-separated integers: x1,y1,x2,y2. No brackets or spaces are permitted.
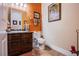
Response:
34,11,40,19
34,11,40,25
19,21,21,25
13,20,17,25
48,3,61,22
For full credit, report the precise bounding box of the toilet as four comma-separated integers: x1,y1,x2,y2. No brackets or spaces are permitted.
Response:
37,37,45,50
33,31,45,50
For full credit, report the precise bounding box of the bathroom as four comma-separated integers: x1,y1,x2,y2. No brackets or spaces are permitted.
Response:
0,3,45,56
1,3,79,56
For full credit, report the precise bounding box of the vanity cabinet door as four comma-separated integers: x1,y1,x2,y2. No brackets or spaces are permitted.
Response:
8,32,33,56
8,33,22,56
21,33,32,53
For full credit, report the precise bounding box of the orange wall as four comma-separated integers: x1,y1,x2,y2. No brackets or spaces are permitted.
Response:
22,3,42,32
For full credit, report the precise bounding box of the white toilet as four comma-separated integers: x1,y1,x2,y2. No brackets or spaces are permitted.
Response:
37,38,45,50
33,31,45,50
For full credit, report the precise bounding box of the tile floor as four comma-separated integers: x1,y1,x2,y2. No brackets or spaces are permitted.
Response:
21,46,65,56
32,46,65,56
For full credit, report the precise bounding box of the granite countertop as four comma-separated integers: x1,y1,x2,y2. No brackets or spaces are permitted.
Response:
7,31,32,34
0,31,32,34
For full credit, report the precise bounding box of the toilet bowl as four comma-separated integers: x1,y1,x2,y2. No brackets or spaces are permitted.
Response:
33,32,45,50
37,38,45,50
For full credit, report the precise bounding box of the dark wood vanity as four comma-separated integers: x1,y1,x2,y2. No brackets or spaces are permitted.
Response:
7,32,33,56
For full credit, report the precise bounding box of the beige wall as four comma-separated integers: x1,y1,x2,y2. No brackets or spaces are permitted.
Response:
42,3,79,51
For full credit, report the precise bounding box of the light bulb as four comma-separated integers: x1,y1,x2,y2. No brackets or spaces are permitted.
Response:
20,3,23,7
15,3,19,6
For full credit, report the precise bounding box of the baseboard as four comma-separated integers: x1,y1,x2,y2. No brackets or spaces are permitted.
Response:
46,43,77,56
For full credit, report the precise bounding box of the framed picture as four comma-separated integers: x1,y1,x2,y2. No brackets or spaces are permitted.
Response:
34,11,40,19
13,20,17,25
34,11,40,25
48,3,61,22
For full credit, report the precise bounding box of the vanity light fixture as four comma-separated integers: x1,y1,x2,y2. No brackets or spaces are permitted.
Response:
15,3,20,6
23,3,27,8
20,3,24,7
2,3,27,11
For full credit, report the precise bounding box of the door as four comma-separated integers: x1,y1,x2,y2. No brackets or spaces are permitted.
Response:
0,34,7,56
2,35,7,56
